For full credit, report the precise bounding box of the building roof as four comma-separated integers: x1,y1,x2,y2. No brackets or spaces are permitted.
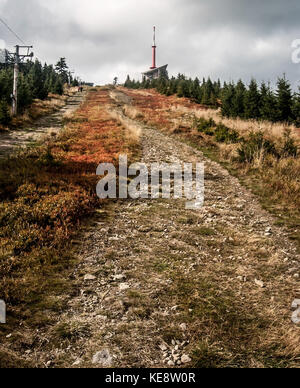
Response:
142,64,168,76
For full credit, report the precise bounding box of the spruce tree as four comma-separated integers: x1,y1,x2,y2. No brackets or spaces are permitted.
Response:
244,79,261,119
201,78,214,105
53,78,64,95
177,79,189,98
221,83,235,117
28,60,48,100
124,75,131,88
191,77,200,101
55,58,69,84
232,80,246,117
276,75,293,122
18,74,33,112
260,82,277,121
292,87,300,127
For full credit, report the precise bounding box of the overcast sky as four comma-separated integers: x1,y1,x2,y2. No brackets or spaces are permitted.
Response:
0,0,300,89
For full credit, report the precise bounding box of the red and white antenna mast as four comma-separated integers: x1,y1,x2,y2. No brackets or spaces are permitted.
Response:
150,26,157,69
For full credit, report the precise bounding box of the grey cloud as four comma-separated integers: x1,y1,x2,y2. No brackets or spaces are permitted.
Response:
0,0,299,87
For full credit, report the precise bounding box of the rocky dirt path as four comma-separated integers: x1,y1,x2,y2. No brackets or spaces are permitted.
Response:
0,92,85,158
28,91,300,369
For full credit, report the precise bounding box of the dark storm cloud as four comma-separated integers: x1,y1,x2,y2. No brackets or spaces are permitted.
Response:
0,0,299,87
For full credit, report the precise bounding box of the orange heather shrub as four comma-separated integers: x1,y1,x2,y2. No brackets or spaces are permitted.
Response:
119,87,208,131
0,88,137,306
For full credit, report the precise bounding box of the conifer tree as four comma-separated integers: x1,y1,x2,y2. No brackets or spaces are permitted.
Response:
124,75,131,88
18,74,33,111
259,82,277,121
221,83,235,117
177,79,190,98
232,80,246,117
191,77,200,101
28,60,48,100
244,79,261,119
53,78,64,95
276,75,293,122
55,58,69,84
292,87,300,127
201,78,214,105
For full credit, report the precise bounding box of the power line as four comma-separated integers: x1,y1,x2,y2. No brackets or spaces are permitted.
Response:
0,16,27,45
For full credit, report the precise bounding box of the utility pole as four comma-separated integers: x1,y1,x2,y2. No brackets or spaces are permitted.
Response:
12,45,19,116
9,45,34,116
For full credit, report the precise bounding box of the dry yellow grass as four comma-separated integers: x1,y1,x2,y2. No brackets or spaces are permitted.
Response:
170,105,300,143
10,95,67,127
108,107,142,143
123,105,145,121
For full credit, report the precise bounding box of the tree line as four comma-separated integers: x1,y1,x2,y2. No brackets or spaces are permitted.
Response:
0,57,79,125
124,74,300,126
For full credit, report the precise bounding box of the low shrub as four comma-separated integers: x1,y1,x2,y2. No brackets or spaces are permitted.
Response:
215,124,240,143
238,131,278,163
0,99,11,126
281,129,298,158
196,117,216,136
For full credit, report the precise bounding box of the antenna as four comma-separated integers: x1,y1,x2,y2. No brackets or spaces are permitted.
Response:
151,26,157,69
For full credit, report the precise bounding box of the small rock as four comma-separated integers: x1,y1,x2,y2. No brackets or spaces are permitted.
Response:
167,360,175,367
84,274,96,281
291,299,300,310
181,355,192,364
96,315,108,321
255,279,265,288
92,349,113,366
292,309,300,325
109,237,120,241
294,274,299,279
113,274,126,281
180,323,187,331
6,334,12,339
159,344,168,352
119,283,130,291
72,359,82,366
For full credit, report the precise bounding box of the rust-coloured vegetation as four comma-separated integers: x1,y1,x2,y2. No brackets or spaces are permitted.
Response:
0,88,137,310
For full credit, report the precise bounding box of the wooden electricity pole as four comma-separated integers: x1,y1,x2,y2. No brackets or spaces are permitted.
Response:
10,45,34,116
12,45,19,116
